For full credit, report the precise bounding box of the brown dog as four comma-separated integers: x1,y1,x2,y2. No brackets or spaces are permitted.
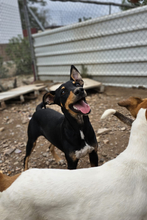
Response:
101,97,147,126
0,171,20,192
118,97,147,118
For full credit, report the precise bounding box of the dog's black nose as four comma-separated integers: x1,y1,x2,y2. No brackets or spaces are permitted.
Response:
74,87,84,96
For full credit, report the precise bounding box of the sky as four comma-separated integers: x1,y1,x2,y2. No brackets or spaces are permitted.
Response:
34,0,125,26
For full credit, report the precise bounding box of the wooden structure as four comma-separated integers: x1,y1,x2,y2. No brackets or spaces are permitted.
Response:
0,84,46,109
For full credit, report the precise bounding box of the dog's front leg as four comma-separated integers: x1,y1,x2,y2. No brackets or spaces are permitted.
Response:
65,152,79,169
89,149,98,167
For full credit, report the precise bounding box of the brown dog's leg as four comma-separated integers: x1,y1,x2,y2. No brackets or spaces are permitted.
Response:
0,171,21,192
49,144,64,165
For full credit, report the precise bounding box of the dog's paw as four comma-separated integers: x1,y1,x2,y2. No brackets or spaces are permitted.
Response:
58,160,65,165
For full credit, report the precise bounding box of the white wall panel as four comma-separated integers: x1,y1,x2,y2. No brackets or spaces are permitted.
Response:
0,0,23,44
33,5,147,87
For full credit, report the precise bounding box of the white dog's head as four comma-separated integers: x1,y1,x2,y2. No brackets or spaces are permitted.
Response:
130,108,147,144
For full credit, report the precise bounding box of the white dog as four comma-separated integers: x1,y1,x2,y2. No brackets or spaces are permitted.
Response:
1,108,147,220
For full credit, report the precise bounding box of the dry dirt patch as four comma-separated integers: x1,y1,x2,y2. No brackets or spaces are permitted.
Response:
0,86,147,175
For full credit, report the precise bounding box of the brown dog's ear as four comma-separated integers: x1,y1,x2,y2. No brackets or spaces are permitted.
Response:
118,97,143,107
70,65,82,81
43,91,55,108
118,99,131,107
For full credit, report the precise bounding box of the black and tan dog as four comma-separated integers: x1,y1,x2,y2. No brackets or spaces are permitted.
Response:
24,65,98,170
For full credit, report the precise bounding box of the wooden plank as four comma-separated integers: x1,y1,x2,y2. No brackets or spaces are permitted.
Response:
49,78,102,91
0,84,46,103
0,101,6,110
20,95,25,103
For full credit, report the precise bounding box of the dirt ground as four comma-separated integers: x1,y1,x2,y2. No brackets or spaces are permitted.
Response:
0,85,147,176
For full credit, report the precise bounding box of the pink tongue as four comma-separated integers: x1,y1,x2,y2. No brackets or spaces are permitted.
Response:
73,100,90,114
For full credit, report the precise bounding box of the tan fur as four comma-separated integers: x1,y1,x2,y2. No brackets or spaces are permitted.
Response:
24,156,29,171
0,172,20,192
65,91,75,110
65,91,78,118
49,144,62,163
64,91,85,124
118,97,147,118
69,152,77,162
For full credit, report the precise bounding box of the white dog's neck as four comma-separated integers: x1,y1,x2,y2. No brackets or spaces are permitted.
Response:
124,109,147,164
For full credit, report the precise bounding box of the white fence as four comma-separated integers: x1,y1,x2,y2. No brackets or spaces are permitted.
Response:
33,5,147,87
0,0,23,44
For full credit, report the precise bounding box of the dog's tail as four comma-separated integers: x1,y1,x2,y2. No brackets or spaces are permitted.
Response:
101,109,133,127
36,102,45,111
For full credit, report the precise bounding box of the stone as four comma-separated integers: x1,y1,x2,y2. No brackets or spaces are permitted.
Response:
103,139,109,144
15,167,21,171
97,128,110,135
0,127,5,132
16,125,21,128
22,119,28,124
4,147,16,155
3,144,8,148
46,161,49,166
43,153,49,157
120,127,126,131
100,158,104,163
102,152,107,157
14,149,22,154
96,136,100,142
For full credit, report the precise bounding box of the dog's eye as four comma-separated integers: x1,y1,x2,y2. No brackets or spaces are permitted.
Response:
61,90,66,95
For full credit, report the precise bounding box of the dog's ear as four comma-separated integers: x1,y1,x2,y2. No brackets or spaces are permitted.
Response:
70,65,82,81
43,91,55,107
118,99,131,107
70,65,84,86
118,97,143,107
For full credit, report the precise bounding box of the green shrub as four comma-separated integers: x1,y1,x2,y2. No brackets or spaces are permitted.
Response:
80,64,92,78
0,56,8,78
6,35,33,75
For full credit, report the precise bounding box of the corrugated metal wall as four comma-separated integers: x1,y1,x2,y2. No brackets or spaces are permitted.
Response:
33,5,147,87
0,0,23,44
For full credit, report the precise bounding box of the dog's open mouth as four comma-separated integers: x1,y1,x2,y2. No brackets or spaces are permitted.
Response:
70,99,91,114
